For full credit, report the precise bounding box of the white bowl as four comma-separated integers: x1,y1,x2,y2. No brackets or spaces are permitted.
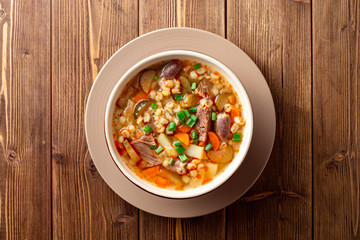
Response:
104,50,253,199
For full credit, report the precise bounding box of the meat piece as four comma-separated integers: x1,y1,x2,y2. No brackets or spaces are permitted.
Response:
214,112,231,141
195,79,213,98
131,135,162,167
166,160,187,175
161,61,181,79
134,135,156,145
195,101,212,143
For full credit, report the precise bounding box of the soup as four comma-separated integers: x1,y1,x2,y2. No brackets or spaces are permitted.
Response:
112,60,246,190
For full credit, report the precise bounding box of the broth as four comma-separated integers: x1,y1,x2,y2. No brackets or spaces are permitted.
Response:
112,60,246,190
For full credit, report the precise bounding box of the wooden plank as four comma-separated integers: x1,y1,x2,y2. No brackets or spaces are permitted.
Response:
51,0,139,239
176,1,226,239
138,1,177,239
0,0,51,239
179,210,225,240
176,0,225,36
139,0,176,35
138,1,226,240
226,0,312,239
313,0,360,238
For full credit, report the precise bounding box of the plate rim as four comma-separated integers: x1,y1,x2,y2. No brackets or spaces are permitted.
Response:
85,27,276,218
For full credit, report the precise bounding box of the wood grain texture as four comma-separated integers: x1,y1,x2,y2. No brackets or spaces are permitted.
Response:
139,0,176,35
1,0,358,238
176,1,226,239
138,2,177,239
313,0,360,238
176,0,225,36
51,0,139,239
138,1,226,240
0,0,51,239
226,0,312,239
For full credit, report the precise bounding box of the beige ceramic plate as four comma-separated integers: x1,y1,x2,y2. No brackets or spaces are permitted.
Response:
85,28,275,218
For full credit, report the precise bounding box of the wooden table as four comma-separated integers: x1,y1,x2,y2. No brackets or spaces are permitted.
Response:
0,0,359,239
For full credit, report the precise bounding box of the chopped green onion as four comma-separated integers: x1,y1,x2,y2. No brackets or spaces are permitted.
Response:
191,82,197,90
175,94,183,100
190,115,198,121
154,76,158,80
179,154,188,162
151,102,158,109
184,110,190,118
233,134,242,142
174,141,182,147
169,158,174,165
193,139,199,145
155,146,164,154
143,125,152,134
168,122,176,131
205,143,213,151
189,107,197,113
211,112,217,121
180,119,186,125
149,145,157,150
186,118,196,128
193,63,201,70
192,131,198,139
177,111,186,120
176,145,186,154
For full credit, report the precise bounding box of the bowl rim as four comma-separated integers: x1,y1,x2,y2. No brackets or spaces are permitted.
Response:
104,49,254,199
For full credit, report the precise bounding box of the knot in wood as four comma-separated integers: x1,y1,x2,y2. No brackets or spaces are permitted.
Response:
325,151,347,170
290,0,311,3
341,24,348,32
239,191,276,203
113,213,134,226
52,146,66,164
8,151,18,162
333,151,347,162
88,159,97,175
0,9,5,19
93,58,100,68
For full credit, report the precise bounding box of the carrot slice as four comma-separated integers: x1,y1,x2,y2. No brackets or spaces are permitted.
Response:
142,166,160,177
202,178,213,185
155,176,170,187
174,132,190,146
175,186,184,191
125,163,131,169
133,92,148,103
229,95,237,105
135,171,144,179
208,131,220,151
230,107,240,121
178,124,191,133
